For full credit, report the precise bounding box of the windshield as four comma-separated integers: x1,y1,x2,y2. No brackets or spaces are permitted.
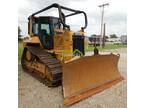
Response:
40,24,50,35
32,23,51,36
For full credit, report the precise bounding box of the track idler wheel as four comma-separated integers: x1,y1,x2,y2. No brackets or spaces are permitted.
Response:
25,49,35,61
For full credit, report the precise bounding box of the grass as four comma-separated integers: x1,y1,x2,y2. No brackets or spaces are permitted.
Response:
18,41,23,60
86,44,127,52
18,41,127,60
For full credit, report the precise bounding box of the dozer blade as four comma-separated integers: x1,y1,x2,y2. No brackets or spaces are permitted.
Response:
62,53,124,105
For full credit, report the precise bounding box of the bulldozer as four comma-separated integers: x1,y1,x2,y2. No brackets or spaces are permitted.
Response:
21,3,124,105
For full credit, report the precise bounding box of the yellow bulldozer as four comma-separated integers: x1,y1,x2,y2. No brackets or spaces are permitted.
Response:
21,3,124,105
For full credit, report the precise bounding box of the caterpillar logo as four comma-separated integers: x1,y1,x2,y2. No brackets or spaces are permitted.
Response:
73,49,84,56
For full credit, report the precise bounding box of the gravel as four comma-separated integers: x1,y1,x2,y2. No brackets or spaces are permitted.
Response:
18,48,127,108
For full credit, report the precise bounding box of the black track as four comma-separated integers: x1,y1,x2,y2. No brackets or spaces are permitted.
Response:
21,46,62,87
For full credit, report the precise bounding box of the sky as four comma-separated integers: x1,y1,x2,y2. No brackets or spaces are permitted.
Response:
18,0,127,37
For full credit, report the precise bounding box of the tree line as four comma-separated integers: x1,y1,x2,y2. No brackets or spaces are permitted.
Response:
18,26,22,41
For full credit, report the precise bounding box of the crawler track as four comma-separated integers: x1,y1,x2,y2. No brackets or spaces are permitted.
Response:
21,46,62,87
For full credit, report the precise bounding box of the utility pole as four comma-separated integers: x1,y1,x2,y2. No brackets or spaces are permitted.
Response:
98,3,109,48
102,23,106,48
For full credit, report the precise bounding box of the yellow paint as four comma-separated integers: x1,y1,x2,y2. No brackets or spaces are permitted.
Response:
54,29,64,51
53,29,74,62
23,36,42,47
62,29,74,61
26,50,32,61
29,17,34,36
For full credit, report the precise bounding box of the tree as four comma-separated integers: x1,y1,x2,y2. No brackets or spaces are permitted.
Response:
105,36,109,39
90,34,97,46
89,34,96,42
18,26,22,40
109,34,117,38
104,35,109,42
91,34,96,38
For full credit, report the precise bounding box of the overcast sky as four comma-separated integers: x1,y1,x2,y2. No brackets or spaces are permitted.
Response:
18,0,127,37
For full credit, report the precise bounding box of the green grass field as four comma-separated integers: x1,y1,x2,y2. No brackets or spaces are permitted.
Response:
86,44,127,52
18,41,127,60
18,41,23,60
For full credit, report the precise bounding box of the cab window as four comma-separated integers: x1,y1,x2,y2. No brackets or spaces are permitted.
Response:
40,24,50,35
32,23,38,35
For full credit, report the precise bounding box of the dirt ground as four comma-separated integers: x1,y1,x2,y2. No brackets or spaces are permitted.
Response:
18,48,127,108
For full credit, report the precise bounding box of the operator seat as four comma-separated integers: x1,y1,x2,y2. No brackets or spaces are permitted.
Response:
39,29,52,49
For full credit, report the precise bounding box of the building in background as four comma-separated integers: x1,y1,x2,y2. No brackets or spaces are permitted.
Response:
106,37,121,44
88,35,101,46
120,35,127,44
88,35,127,45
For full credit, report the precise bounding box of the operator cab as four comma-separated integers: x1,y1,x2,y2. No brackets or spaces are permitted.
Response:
28,3,87,52
29,16,61,49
